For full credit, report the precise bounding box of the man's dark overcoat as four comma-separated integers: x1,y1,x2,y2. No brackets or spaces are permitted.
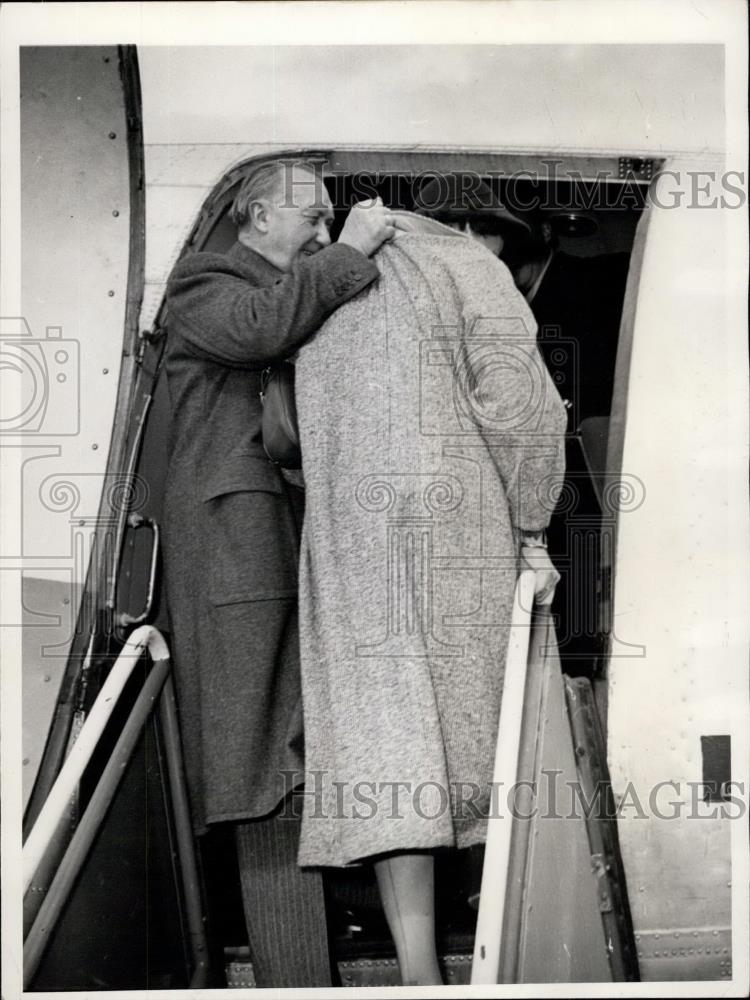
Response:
163,240,377,833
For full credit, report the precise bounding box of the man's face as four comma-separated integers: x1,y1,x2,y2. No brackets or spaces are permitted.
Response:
263,166,334,271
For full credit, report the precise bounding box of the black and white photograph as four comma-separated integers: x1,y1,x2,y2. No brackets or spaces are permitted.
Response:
1,2,748,997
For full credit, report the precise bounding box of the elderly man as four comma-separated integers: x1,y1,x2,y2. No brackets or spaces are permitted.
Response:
162,160,397,987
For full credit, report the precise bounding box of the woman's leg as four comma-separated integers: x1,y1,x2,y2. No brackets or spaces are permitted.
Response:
373,852,443,986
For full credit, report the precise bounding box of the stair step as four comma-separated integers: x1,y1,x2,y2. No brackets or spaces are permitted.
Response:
225,951,472,988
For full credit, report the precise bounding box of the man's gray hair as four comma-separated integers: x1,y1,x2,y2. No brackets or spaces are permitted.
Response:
229,160,324,229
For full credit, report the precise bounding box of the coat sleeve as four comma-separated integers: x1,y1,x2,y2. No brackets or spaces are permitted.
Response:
458,257,568,532
166,243,379,367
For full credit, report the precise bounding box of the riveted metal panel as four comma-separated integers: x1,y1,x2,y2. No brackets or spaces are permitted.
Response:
636,926,732,982
19,46,133,579
226,952,472,988
19,45,147,830
21,575,82,808
606,162,740,976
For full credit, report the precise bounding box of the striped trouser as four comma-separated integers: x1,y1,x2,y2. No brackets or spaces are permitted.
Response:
234,803,332,988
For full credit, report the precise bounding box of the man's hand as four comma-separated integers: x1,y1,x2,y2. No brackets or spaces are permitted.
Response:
338,197,398,257
520,545,561,606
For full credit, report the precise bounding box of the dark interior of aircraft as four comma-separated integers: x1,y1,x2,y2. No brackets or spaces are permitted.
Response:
26,167,645,989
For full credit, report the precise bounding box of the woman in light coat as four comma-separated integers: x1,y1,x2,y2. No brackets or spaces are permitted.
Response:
294,212,566,984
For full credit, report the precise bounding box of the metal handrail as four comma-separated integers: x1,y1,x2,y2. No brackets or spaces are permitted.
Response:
117,513,160,630
471,571,537,985
158,673,210,985
24,646,171,987
22,625,169,895
23,625,209,989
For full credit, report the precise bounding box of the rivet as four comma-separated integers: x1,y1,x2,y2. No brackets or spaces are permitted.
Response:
112,210,120,217
103,368,109,374
78,519,85,526
62,597,70,605
43,675,50,683
23,758,30,766
103,56,110,63
109,131,116,139
92,443,98,450
713,930,719,936
108,290,115,297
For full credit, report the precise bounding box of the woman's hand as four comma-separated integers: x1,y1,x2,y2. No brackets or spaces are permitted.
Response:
520,545,561,606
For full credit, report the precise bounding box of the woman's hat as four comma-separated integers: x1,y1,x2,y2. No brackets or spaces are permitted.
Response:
414,175,531,244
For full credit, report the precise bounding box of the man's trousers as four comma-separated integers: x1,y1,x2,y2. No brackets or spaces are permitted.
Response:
234,801,332,988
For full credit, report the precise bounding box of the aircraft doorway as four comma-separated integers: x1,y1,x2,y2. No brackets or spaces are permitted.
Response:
195,160,647,683
176,157,648,984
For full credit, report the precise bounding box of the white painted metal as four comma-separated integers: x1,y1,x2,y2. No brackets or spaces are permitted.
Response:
606,162,747,969
19,47,132,577
136,43,724,331
17,45,137,809
23,625,169,895
139,45,723,154
471,571,535,985
21,577,82,808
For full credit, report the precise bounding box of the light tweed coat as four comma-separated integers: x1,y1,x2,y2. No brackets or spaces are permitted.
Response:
295,216,566,866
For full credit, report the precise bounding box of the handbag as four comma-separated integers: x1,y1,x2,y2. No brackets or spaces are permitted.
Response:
260,362,302,469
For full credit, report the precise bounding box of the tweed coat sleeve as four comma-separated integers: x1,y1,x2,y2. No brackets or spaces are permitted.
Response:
459,254,568,532
166,243,378,366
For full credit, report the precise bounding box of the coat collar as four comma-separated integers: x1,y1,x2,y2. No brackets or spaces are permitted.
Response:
227,240,283,279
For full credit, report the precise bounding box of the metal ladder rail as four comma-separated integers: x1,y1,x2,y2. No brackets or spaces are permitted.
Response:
471,571,537,985
23,626,209,989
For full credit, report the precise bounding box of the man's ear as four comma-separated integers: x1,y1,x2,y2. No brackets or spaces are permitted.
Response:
250,199,270,233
